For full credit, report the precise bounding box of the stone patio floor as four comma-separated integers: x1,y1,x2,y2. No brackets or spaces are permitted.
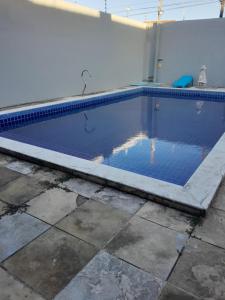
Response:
0,153,225,299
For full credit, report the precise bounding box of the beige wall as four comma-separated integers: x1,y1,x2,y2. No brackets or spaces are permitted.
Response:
155,18,225,87
0,0,148,107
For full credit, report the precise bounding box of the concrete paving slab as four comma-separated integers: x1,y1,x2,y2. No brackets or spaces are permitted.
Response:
30,167,68,184
3,228,97,300
56,200,130,248
0,212,49,262
159,283,200,300
212,182,225,211
6,160,38,175
92,187,146,214
0,267,44,300
0,200,8,217
55,251,163,300
0,167,20,188
192,208,225,249
169,238,225,300
27,188,79,225
60,178,101,198
0,153,14,166
76,195,88,206
0,176,46,205
106,216,183,280
137,201,198,233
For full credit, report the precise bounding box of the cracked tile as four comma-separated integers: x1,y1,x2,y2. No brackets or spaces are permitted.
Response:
107,216,183,280
56,200,130,248
55,251,163,300
60,177,101,198
169,238,225,300
27,188,79,225
0,212,49,262
92,187,146,214
3,228,97,299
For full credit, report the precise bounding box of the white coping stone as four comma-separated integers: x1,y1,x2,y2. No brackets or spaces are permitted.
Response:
0,87,139,116
0,87,224,214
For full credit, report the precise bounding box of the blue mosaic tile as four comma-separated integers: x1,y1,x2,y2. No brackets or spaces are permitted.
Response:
0,87,225,132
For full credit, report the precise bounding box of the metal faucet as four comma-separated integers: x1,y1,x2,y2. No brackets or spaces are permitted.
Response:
81,69,91,96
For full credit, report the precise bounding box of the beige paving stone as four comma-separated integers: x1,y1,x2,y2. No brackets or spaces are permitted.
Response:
169,238,225,300
4,228,97,300
192,208,225,249
0,167,20,188
27,188,79,224
92,187,146,214
0,176,46,205
56,200,131,248
137,201,199,233
107,216,184,280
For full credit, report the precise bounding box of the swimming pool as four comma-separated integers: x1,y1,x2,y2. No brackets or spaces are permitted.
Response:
1,87,225,214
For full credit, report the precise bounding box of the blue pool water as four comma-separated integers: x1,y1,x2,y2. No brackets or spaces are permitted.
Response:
1,94,225,185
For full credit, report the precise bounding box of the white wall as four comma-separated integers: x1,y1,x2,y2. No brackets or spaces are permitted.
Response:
155,18,225,87
2,1,224,109
0,0,148,108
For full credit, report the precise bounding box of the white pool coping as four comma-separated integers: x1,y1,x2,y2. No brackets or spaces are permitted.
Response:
0,86,225,215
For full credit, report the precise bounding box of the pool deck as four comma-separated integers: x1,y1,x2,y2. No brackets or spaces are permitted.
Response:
1,153,225,299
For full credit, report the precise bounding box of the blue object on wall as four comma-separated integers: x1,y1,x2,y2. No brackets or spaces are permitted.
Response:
173,75,193,88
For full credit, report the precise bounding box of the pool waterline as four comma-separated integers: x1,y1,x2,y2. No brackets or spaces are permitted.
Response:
0,87,225,214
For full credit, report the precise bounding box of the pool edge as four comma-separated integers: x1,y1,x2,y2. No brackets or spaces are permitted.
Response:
0,136,208,216
0,86,225,215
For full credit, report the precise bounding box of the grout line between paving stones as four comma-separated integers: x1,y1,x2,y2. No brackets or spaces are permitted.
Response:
136,214,193,235
0,265,48,300
0,174,22,189
0,225,52,265
2,158,225,298
165,235,191,282
190,235,225,251
209,205,225,213
157,282,201,300
22,210,99,251
115,254,165,285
